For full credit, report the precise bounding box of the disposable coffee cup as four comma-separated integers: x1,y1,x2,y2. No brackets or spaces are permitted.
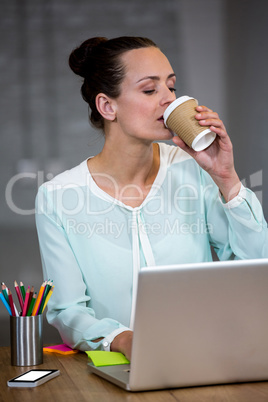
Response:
10,315,43,366
164,96,216,151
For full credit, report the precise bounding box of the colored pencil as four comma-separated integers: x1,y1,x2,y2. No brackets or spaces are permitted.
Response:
22,287,30,316
36,280,48,314
20,281,26,301
0,292,12,315
41,286,54,313
1,280,54,317
27,293,37,316
14,281,24,311
13,302,19,317
8,289,16,316
1,283,9,304
28,285,34,306
38,281,52,314
32,282,46,316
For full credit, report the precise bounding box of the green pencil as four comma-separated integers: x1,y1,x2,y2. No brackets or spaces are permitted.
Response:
20,281,26,301
26,292,37,316
38,281,52,314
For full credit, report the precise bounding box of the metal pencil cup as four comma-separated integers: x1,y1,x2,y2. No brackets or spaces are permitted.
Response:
10,315,43,366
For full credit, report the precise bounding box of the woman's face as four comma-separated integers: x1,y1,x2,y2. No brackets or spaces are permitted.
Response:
112,46,176,142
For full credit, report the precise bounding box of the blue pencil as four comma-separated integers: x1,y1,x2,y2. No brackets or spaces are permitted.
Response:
0,292,12,316
1,283,9,303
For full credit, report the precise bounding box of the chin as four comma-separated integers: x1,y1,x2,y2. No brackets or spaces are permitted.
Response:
157,129,174,141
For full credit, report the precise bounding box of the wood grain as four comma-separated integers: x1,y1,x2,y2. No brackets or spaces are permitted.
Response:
1,346,268,402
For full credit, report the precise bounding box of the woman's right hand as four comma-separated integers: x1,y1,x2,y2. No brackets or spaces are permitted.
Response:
110,330,133,361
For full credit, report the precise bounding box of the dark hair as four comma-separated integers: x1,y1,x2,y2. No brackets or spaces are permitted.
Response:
69,36,158,129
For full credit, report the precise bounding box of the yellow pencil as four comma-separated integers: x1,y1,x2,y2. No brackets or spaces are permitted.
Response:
32,282,46,316
41,286,54,313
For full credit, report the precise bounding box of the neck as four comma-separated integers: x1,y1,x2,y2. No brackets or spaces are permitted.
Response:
89,136,160,187
87,135,160,207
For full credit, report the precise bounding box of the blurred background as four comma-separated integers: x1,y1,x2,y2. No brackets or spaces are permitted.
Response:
0,0,267,346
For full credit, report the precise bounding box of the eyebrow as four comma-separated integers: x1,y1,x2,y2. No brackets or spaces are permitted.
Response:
136,73,176,83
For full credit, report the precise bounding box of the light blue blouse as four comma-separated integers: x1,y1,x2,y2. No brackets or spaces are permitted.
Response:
35,143,268,351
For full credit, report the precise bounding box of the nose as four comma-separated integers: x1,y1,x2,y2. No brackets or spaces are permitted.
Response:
160,85,176,107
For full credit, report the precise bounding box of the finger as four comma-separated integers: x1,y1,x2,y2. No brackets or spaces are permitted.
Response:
195,105,213,113
209,126,231,148
210,125,228,139
198,118,224,128
195,111,219,122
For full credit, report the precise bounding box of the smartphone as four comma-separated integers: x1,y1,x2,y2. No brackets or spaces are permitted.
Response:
7,369,60,387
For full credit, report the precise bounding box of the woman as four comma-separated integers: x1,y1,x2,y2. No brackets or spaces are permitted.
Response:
35,36,267,361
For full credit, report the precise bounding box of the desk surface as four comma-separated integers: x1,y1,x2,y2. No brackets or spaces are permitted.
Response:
1,346,268,402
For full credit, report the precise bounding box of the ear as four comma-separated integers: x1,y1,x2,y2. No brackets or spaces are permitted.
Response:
95,93,117,122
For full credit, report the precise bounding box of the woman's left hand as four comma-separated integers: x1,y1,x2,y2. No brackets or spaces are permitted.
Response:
172,105,241,202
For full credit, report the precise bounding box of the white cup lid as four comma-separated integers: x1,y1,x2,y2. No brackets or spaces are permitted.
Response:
164,96,197,126
191,129,216,151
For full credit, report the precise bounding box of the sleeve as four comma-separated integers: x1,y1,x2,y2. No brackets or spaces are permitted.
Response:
35,185,130,352
201,170,268,260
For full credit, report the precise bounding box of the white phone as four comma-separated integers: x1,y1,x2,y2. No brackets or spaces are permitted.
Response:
7,369,60,387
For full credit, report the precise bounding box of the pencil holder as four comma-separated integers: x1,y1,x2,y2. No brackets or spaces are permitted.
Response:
10,314,43,366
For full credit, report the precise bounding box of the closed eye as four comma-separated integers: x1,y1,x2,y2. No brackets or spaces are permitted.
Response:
143,90,155,95
143,88,176,95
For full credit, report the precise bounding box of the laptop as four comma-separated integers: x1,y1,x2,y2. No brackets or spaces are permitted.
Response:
88,258,268,391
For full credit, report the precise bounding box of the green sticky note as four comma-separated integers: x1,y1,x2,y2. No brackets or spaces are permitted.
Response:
86,351,130,366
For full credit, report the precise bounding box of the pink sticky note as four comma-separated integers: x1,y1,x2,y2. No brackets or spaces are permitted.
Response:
43,344,79,355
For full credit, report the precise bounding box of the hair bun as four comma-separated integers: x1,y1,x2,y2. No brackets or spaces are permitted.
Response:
69,37,107,78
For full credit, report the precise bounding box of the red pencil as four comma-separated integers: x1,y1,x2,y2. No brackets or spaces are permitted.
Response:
8,289,16,316
22,287,30,316
28,285,34,306
14,280,24,311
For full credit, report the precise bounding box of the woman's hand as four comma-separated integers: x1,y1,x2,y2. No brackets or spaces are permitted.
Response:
110,330,133,361
172,105,241,202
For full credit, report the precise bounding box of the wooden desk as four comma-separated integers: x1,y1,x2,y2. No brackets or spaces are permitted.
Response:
1,346,268,402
